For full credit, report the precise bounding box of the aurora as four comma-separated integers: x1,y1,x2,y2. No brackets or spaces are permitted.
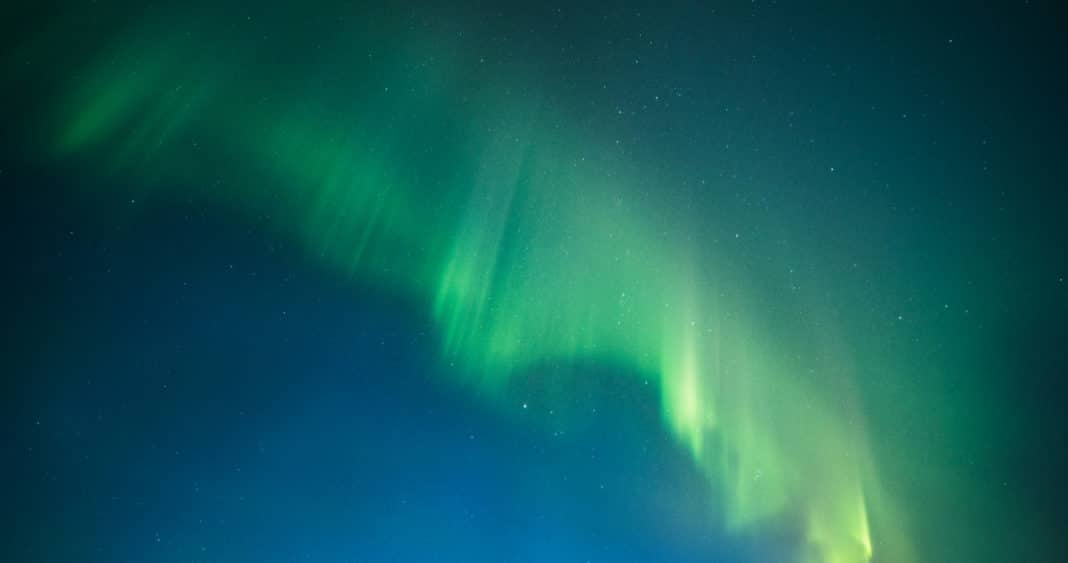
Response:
7,3,1065,563
37,11,901,562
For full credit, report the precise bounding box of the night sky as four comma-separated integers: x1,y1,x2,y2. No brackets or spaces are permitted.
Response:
4,3,1067,563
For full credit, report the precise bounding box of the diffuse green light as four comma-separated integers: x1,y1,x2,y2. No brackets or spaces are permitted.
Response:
44,17,910,563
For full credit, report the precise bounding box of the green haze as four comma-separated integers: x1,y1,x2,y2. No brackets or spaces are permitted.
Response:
14,4,1030,562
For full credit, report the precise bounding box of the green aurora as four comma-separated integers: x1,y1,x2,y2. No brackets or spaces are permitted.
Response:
8,3,1063,563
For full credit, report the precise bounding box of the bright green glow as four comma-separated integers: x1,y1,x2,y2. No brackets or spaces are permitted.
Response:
39,15,913,563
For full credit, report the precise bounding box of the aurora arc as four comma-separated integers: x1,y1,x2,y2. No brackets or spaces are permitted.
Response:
28,9,914,563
